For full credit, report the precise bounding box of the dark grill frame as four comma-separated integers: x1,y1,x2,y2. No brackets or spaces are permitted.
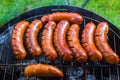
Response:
0,5,120,80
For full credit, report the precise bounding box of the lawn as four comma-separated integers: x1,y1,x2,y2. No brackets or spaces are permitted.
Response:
85,0,120,29
0,0,120,29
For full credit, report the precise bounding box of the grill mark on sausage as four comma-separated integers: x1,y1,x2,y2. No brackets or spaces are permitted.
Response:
54,20,73,61
25,19,42,58
95,22,119,64
41,21,57,61
82,22,103,62
41,12,83,24
11,20,29,60
67,24,88,63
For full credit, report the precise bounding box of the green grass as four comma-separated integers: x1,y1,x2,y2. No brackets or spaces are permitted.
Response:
85,0,120,29
0,0,120,29
0,0,66,27
69,0,85,6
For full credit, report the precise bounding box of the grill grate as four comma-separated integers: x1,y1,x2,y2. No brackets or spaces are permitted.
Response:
0,4,120,80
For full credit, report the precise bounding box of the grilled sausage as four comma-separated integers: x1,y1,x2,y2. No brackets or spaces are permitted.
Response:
41,21,57,61
54,20,73,61
41,12,83,24
24,64,64,77
95,22,119,64
67,24,88,63
11,20,29,60
82,22,102,61
26,20,42,58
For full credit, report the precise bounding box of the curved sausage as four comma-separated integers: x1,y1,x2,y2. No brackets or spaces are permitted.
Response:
67,24,88,63
41,21,57,61
82,22,102,61
11,20,29,60
54,20,73,61
26,19,42,58
95,22,119,64
41,12,83,24
24,64,64,77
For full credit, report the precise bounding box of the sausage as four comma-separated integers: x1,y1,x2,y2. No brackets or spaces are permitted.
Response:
26,19,42,58
11,20,29,60
54,20,73,61
41,21,57,61
41,12,83,24
95,22,119,64
24,64,64,77
67,24,88,63
82,22,102,61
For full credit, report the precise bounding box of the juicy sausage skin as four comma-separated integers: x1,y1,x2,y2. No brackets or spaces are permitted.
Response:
82,22,102,61
95,22,119,64
54,20,73,61
11,20,29,60
67,24,88,63
26,20,42,58
24,64,64,77
41,12,83,24
41,21,57,61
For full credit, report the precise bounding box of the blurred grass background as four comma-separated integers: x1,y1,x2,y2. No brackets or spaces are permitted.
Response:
0,0,120,29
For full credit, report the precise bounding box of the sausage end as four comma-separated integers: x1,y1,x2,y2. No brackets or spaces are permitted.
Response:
90,51,103,62
62,52,73,61
105,55,119,64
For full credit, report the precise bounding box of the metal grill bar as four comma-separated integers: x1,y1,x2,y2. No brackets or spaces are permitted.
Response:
3,39,10,80
3,68,7,80
19,63,23,78
109,28,120,39
81,0,89,8
113,35,117,52
117,67,119,80
109,67,111,80
65,0,70,5
0,44,4,61
92,68,95,76
101,67,103,80
11,67,14,80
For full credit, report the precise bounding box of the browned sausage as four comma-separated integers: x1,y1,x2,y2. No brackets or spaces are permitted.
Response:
26,20,42,58
54,20,73,61
24,64,64,77
82,22,102,61
41,21,57,61
11,20,29,60
41,12,83,24
95,22,119,64
67,24,88,63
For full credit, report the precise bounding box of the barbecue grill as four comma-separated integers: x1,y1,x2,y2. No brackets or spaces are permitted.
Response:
0,4,120,80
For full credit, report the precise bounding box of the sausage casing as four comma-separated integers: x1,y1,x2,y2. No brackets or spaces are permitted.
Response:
95,22,119,64
41,21,57,61
11,20,29,60
54,20,73,61
82,22,102,61
26,19,42,58
24,64,64,77
41,12,83,24
67,24,88,63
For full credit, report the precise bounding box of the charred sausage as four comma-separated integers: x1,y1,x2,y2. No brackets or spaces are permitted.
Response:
41,12,83,24
41,21,57,61
54,20,73,61
67,24,88,63
95,22,119,64
24,64,64,77
26,20,42,58
82,22,102,61
11,20,29,60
